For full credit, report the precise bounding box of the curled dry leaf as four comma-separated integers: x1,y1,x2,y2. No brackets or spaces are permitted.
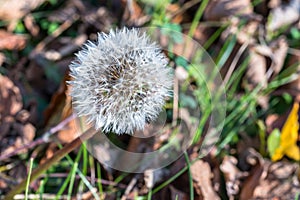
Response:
204,0,253,21
0,30,26,50
269,37,288,77
191,160,220,200
247,37,288,80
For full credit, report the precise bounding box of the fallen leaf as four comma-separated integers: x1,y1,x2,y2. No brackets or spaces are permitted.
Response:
245,46,268,89
0,30,26,50
268,0,281,9
267,0,300,32
236,19,261,44
0,75,23,118
282,54,300,96
166,4,183,24
269,37,288,77
0,52,5,66
0,0,45,21
239,149,264,200
220,155,244,198
24,14,40,37
122,0,148,26
253,161,300,199
191,159,220,200
204,0,253,21
144,168,169,189
1,122,36,156
272,102,300,161
44,73,78,143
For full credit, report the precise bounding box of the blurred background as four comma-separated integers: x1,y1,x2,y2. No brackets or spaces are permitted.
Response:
0,0,299,199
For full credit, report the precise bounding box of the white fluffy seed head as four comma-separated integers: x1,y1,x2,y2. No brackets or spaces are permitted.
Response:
69,27,173,134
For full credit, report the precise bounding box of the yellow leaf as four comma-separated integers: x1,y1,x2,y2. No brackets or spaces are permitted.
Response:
272,103,300,161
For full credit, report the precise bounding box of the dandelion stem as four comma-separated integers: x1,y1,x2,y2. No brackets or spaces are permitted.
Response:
4,127,97,200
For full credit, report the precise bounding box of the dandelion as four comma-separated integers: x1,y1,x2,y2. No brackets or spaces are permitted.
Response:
69,27,173,134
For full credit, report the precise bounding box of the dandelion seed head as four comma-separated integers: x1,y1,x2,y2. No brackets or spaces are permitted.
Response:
69,28,173,134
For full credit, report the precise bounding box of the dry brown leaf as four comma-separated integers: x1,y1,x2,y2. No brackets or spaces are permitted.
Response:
0,75,23,118
253,161,300,199
236,19,261,44
268,0,281,9
245,46,268,89
220,156,243,198
245,37,288,86
0,52,5,66
267,0,300,31
204,0,253,21
144,169,169,189
239,149,264,200
122,0,148,26
44,73,78,143
0,30,26,50
269,37,288,77
191,160,220,200
282,54,300,96
0,0,45,21
24,14,40,37
265,114,284,134
166,4,183,24
1,122,36,156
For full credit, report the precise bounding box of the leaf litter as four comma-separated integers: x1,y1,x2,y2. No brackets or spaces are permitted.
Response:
0,0,299,199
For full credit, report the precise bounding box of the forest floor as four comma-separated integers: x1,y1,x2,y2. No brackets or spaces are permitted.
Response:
0,0,300,199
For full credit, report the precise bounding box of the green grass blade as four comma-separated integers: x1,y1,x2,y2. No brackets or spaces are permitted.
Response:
147,188,152,200
67,162,78,200
215,35,237,68
55,146,83,199
96,162,103,199
153,166,188,194
203,25,227,49
184,152,194,200
25,158,34,200
188,0,209,37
